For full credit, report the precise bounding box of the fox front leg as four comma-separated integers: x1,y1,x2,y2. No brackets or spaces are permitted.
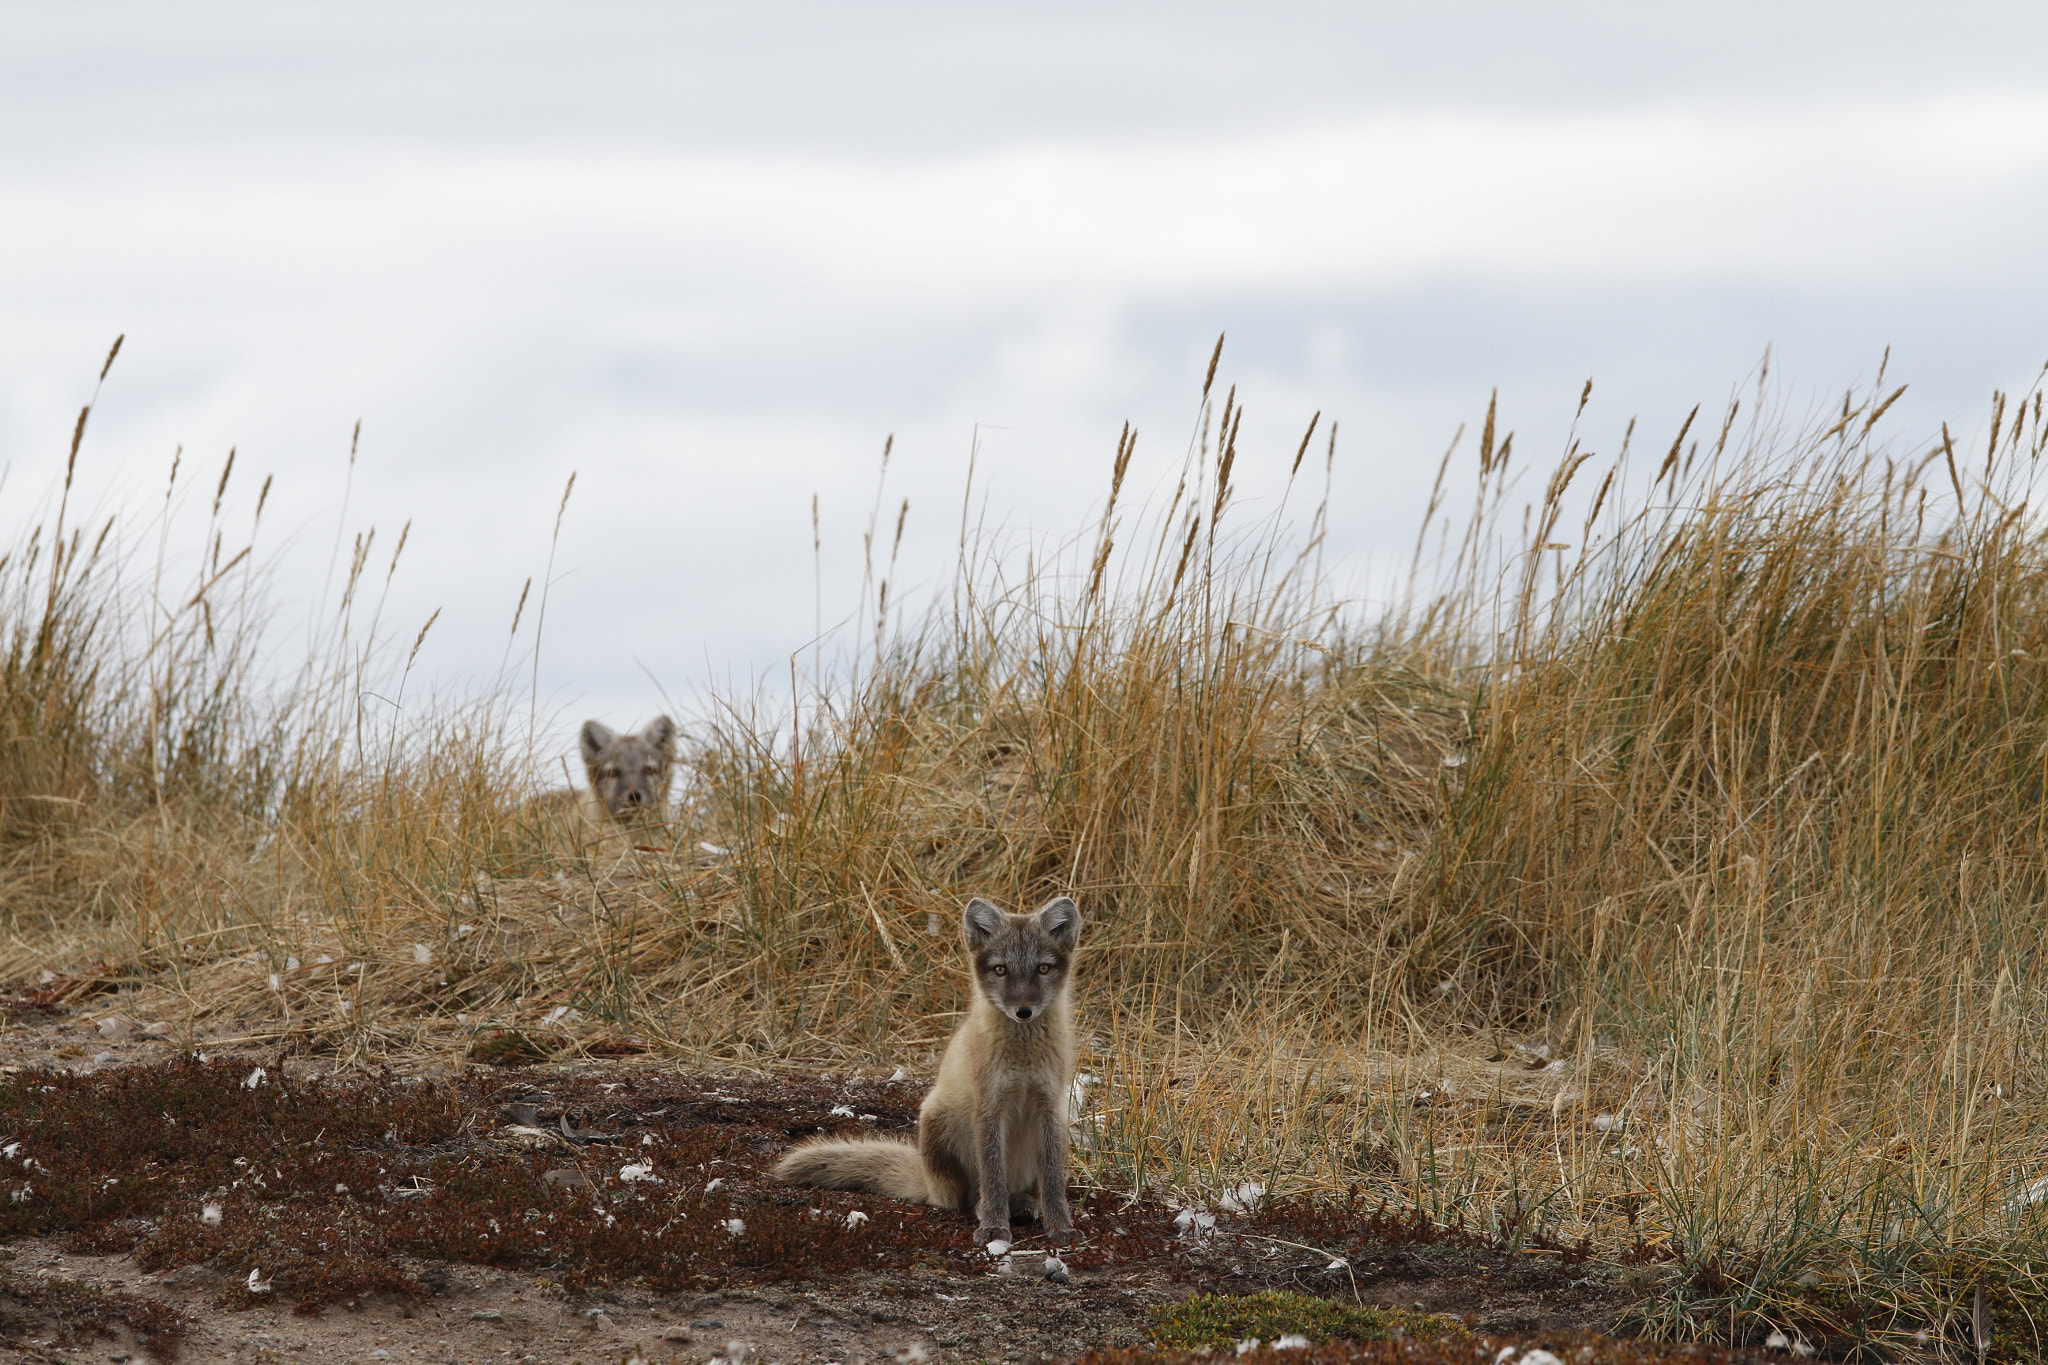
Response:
1036,1102,1073,1238
972,1106,1011,1244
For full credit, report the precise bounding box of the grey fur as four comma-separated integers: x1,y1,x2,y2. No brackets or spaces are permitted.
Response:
773,894,1084,1248
579,715,676,821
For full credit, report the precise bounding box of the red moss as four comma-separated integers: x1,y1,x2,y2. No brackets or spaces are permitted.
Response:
0,1262,187,1358
0,1063,1032,1313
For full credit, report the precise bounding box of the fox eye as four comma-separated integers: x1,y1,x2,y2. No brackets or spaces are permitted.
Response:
1036,963,1053,975
990,964,1007,977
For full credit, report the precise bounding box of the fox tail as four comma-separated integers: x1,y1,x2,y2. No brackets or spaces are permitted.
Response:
771,1135,930,1203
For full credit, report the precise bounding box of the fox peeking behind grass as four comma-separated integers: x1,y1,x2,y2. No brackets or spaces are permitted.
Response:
523,716,676,842
773,895,1083,1250
579,716,676,821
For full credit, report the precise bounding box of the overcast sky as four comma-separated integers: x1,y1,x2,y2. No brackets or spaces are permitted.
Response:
5,2,2048,757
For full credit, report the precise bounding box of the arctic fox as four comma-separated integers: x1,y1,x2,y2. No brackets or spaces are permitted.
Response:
521,716,676,847
578,716,676,821
773,895,1082,1245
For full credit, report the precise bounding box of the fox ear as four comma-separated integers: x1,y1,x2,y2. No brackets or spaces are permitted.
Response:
642,715,677,757
580,721,616,764
1035,897,1081,948
962,898,1006,949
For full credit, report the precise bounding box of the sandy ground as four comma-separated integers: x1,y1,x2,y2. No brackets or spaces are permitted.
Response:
3,1223,1636,1365
4,1236,1175,1365
3,1230,1633,1365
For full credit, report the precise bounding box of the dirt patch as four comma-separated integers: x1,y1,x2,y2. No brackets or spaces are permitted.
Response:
0,1054,1751,1364
0,1241,1175,1365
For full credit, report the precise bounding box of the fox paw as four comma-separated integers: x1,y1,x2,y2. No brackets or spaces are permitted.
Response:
974,1224,1009,1246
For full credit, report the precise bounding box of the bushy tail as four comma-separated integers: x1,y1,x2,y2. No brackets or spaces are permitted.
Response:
771,1135,930,1203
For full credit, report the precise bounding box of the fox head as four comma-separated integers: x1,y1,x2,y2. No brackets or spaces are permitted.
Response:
580,716,677,821
962,895,1082,1023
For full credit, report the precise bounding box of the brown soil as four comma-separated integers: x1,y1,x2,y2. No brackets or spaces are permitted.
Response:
0,1004,1751,1365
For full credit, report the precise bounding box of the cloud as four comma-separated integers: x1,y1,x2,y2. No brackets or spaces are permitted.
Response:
4,10,2047,750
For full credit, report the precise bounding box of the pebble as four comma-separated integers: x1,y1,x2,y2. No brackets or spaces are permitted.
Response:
471,1309,503,1322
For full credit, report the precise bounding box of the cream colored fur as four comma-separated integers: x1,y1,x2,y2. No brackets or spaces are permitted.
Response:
771,895,1082,1244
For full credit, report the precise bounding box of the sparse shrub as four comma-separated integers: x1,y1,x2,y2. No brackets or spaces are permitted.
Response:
469,1029,553,1065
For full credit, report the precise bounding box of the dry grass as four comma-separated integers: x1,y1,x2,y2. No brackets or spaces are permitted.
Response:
6,340,2048,1355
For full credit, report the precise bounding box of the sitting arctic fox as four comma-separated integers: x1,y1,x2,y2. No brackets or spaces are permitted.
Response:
773,896,1082,1247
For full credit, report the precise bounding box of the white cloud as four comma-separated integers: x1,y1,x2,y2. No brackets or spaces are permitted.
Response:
17,95,2044,315
3,9,2047,752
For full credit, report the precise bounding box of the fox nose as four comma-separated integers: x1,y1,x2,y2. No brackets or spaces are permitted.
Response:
626,791,642,804
1015,1006,1033,1020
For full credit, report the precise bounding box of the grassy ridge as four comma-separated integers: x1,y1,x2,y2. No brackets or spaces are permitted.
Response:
5,344,2048,1354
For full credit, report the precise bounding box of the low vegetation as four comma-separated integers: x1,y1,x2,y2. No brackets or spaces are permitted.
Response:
4,338,2048,1357
0,1259,186,1359
0,1063,990,1312
1081,1339,1767,1365
1148,1291,1464,1351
